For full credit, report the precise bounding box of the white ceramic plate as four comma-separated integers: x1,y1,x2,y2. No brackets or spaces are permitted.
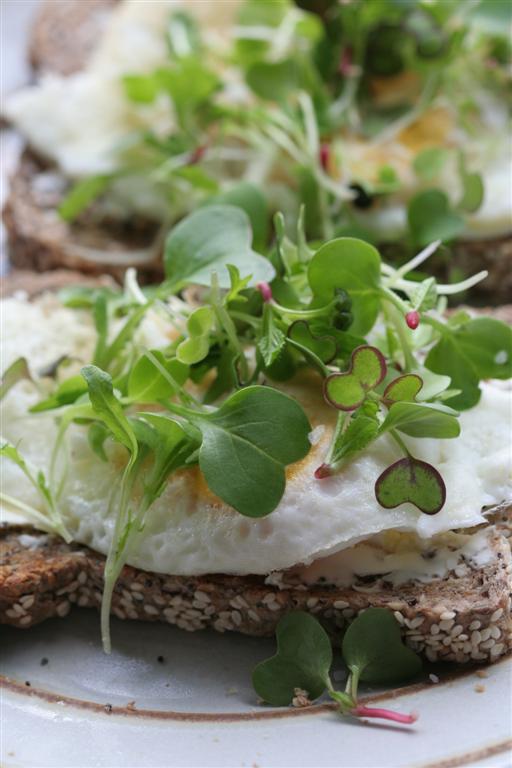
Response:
1,610,511,768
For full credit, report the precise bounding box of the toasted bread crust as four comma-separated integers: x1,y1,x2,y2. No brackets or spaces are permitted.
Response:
1,524,511,664
2,153,163,283
29,0,117,76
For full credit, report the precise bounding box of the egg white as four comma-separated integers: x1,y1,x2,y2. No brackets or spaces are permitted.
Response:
1,295,510,576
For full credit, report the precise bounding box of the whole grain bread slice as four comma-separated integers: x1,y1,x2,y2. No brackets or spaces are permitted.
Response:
1,523,511,665
2,152,163,284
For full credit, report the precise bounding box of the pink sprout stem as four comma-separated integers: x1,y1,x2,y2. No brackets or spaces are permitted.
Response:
314,463,332,480
257,282,273,303
351,705,418,725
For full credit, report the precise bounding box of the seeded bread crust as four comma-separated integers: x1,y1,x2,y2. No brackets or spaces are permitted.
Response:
2,152,163,284
1,524,511,665
29,0,117,76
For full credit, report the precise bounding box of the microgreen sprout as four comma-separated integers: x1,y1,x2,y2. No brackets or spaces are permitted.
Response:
253,609,421,727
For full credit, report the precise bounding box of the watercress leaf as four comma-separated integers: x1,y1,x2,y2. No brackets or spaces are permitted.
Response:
205,183,269,252
408,190,465,246
258,304,286,367
30,375,88,412
288,321,337,364
252,612,332,706
375,457,446,515
58,175,112,222
342,608,422,685
92,293,109,368
164,205,275,291
379,401,460,439
383,374,423,404
81,365,138,458
0,357,32,400
413,147,449,181
192,386,311,517
103,303,151,369
88,422,110,462
457,152,484,213
308,238,381,335
324,346,386,411
156,59,220,115
167,10,202,58
127,351,189,403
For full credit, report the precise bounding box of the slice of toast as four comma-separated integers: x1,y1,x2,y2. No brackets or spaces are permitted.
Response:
1,522,511,665
3,1,512,296
29,0,117,76
2,152,163,283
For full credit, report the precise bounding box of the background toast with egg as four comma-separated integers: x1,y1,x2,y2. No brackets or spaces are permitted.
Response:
2,0,512,299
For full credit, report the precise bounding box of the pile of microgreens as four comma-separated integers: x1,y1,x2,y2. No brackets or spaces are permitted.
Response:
1,204,511,659
253,608,422,726
58,0,511,252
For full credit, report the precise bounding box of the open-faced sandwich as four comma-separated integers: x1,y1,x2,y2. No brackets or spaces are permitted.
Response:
1,204,511,720
3,0,511,297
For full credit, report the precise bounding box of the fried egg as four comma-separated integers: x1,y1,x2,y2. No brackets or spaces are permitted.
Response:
1,295,510,577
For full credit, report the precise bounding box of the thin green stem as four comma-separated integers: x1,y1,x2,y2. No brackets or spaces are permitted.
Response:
389,428,411,457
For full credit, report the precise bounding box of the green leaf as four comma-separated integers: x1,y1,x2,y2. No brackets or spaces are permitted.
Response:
409,277,437,311
30,375,88,412
413,147,449,181
342,608,422,685
425,318,512,409
308,238,381,335
167,11,202,58
127,351,189,403
58,175,111,222
190,386,311,517
324,346,386,411
246,59,301,102
0,357,32,400
288,321,337,364
408,190,465,246
205,183,269,251
458,172,484,213
252,612,332,706
156,58,220,116
331,411,380,465
164,205,275,291
375,457,446,515
122,74,159,103
258,304,286,367
81,366,138,458
380,401,460,439
133,413,196,506
383,374,423,404
88,422,110,462
177,307,214,365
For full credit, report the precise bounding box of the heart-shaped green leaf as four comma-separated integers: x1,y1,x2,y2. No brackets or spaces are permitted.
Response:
0,357,32,400
342,608,422,685
252,612,332,706
375,457,446,515
288,321,338,364
324,345,386,411
383,374,423,404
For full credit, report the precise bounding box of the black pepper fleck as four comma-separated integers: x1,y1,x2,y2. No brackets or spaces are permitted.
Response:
104,703,113,713
25,681,31,687
157,655,165,664
40,657,49,666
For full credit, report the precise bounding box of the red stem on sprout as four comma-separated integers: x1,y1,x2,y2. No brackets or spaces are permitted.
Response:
319,143,330,173
189,145,207,164
351,704,418,725
257,282,273,303
314,463,332,480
